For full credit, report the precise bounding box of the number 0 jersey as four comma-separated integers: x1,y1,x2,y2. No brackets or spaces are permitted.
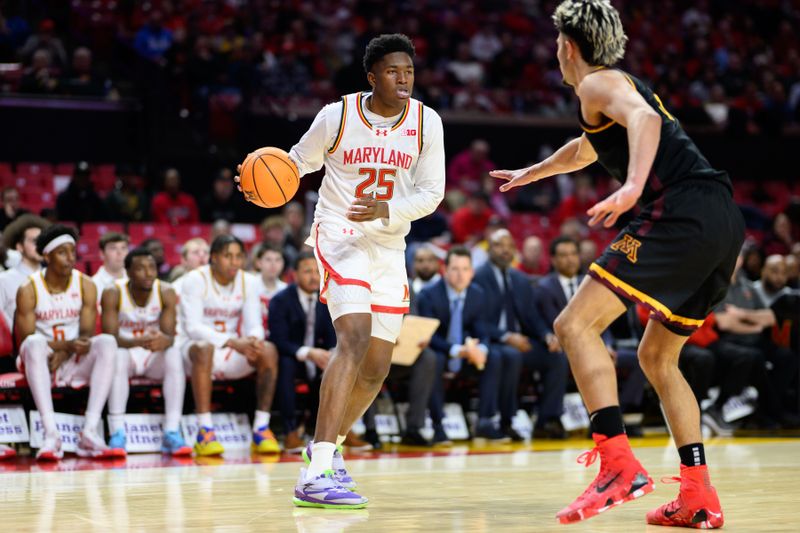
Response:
115,279,163,340
29,269,84,341
289,92,445,251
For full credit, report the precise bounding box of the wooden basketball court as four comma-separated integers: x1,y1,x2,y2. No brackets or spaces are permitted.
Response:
1,436,797,532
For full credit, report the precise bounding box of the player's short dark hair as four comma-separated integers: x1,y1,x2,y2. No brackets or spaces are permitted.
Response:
36,224,78,256
210,234,244,256
363,33,415,73
255,242,283,261
445,246,472,266
3,213,50,249
550,235,579,256
294,250,316,270
99,231,129,251
124,246,154,270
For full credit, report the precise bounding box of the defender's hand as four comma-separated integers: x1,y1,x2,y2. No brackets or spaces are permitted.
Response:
346,195,389,222
491,165,538,192
587,182,643,228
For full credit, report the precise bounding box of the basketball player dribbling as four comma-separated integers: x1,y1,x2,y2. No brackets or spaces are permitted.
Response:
492,1,743,528
241,33,445,508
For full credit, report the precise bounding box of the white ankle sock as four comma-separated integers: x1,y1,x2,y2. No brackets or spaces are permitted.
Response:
253,410,270,431
108,414,126,434
336,434,346,447
197,412,213,428
306,441,336,479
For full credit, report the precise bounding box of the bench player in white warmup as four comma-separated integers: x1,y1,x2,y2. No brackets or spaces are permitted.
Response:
239,33,445,508
15,224,120,460
103,247,191,456
178,234,280,456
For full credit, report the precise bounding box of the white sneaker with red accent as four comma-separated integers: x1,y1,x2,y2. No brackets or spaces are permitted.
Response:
0,443,17,460
76,430,118,459
36,433,64,461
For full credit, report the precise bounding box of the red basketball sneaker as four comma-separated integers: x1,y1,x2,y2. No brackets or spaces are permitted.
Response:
556,433,655,524
646,464,724,529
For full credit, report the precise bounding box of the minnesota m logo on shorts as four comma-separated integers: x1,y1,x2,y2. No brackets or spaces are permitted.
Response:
610,234,642,264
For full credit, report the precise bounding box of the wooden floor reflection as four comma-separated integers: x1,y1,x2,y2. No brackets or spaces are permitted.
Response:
1,438,798,532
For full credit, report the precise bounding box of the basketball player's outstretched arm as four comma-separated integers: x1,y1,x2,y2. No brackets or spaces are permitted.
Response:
491,134,597,191
579,71,661,227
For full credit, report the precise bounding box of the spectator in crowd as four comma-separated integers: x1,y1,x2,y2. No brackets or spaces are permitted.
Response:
251,243,287,333
283,202,309,252
20,48,59,94
260,215,299,267
474,230,566,440
518,236,546,279
555,173,596,225
417,247,492,445
0,186,29,230
105,165,149,222
211,219,231,240
741,242,766,282
91,232,129,301
0,214,49,343
199,168,246,223
169,237,209,290
55,161,107,223
786,253,799,289
713,252,798,429
407,210,449,245
18,18,66,68
410,245,441,295
141,238,171,280
578,238,598,274
446,139,495,195
60,47,107,97
150,168,199,226
763,213,795,256
754,254,793,306
0,6,30,62
134,10,173,65
269,252,335,453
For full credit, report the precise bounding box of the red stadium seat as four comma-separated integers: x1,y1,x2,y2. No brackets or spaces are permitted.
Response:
174,223,212,242
0,162,12,180
0,372,26,389
81,222,124,241
16,162,53,176
54,162,75,176
128,223,172,245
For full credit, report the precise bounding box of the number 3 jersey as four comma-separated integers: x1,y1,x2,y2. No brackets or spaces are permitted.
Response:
115,279,163,340
29,269,84,341
289,91,445,251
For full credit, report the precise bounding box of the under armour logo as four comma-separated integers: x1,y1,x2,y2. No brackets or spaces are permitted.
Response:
375,129,388,137
610,234,642,264
342,228,354,235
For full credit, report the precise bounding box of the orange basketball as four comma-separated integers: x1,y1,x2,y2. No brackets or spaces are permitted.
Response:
239,147,299,208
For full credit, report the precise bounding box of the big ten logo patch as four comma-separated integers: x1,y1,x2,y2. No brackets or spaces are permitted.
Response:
402,129,417,137
181,413,251,450
610,234,642,264
0,406,29,442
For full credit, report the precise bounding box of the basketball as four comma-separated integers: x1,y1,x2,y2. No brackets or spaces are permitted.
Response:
238,147,299,208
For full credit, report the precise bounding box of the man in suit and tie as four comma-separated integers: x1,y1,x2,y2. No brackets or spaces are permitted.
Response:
417,246,500,443
269,252,337,453
474,229,569,440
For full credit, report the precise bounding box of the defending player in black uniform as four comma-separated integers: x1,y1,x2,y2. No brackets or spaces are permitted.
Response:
492,0,743,528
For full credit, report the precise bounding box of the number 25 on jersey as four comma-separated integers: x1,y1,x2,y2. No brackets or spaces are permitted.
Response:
355,168,395,200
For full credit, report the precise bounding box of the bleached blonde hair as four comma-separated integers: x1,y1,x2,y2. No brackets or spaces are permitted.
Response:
553,0,628,66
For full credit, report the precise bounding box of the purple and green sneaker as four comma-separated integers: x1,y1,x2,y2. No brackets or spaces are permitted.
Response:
293,468,368,509
302,442,357,489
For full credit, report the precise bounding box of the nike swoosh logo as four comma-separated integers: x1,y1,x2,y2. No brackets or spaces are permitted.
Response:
596,473,620,493
664,508,679,518
707,511,722,519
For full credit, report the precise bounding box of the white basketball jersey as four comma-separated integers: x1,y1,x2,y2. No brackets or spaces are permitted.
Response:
116,279,163,340
30,269,84,341
311,92,426,247
181,265,245,336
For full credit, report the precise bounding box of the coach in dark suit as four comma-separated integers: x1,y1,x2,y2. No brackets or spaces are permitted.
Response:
269,252,336,452
418,246,503,443
474,229,569,440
